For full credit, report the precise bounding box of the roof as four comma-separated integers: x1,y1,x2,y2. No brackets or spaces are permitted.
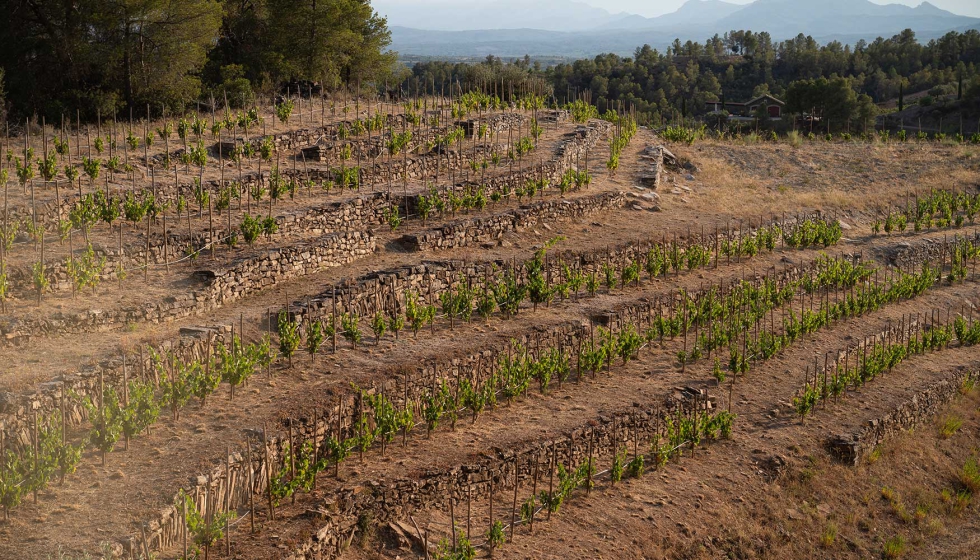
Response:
746,94,784,106
706,94,785,107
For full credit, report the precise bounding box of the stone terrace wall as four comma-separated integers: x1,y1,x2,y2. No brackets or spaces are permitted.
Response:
827,368,979,465
2,231,374,342
114,249,812,556
892,232,980,270
291,215,821,328
8,115,601,266
258,112,528,155
13,113,532,231
0,328,223,450
5,194,392,297
114,320,582,554
4,117,593,294
401,191,627,251
402,120,612,216
118,377,706,558
284,394,708,559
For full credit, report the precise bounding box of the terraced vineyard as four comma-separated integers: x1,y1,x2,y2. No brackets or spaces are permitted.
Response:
2,92,980,560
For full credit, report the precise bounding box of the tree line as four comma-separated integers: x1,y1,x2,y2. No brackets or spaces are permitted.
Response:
0,0,395,122
404,29,980,130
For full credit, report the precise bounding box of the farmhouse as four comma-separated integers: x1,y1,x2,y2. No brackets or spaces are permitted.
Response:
705,94,785,120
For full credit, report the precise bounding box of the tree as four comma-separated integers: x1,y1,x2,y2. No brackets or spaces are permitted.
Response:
856,94,878,130
965,77,980,109
751,83,771,98
118,0,222,109
263,0,395,84
785,76,860,130
1,0,394,119
2,0,221,117
0,68,6,125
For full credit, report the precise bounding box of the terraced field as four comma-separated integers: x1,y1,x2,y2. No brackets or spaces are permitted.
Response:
2,94,980,560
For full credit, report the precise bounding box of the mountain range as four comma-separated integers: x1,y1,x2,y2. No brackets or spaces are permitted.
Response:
373,0,632,32
379,0,980,58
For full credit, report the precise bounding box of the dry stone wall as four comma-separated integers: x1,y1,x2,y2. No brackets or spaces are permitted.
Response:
4,193,392,297
111,320,569,555
636,145,675,190
0,327,222,449
827,368,979,465
118,372,707,559
4,116,591,295
402,191,626,251
285,393,708,560
1,231,374,342
267,112,528,156
291,216,817,329
114,243,810,557
892,232,980,270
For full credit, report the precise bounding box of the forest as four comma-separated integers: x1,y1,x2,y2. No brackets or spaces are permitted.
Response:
0,0,395,120
408,29,980,128
3,2,980,132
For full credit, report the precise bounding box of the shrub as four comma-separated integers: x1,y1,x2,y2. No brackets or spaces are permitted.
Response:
787,130,802,147
821,522,837,548
883,535,905,559
959,457,980,493
939,415,963,439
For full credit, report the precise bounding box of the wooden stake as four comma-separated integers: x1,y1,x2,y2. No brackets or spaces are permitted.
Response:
510,455,519,542
245,437,256,533
264,423,275,520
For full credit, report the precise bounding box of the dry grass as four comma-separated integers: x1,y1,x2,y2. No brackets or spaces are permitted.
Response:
670,139,980,218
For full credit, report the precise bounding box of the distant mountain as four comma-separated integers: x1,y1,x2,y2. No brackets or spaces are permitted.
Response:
388,0,980,58
716,0,974,38
599,0,743,30
374,0,632,32
390,26,678,58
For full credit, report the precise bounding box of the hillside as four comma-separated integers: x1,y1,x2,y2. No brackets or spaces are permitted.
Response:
4,97,980,560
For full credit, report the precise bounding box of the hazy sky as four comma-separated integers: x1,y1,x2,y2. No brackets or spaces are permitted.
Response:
609,0,980,17
387,0,980,18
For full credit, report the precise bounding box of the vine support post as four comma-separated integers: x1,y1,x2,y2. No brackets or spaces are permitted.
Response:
312,408,318,491
530,452,539,533
586,429,594,495
547,442,556,521
245,437,256,533
489,473,495,558
449,493,456,550
182,489,188,558
32,410,38,504
122,354,129,450
288,419,296,504
225,445,232,556
510,455,519,542
264,423,275,521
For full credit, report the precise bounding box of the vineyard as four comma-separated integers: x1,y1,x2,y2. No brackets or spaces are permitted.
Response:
1,88,980,560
